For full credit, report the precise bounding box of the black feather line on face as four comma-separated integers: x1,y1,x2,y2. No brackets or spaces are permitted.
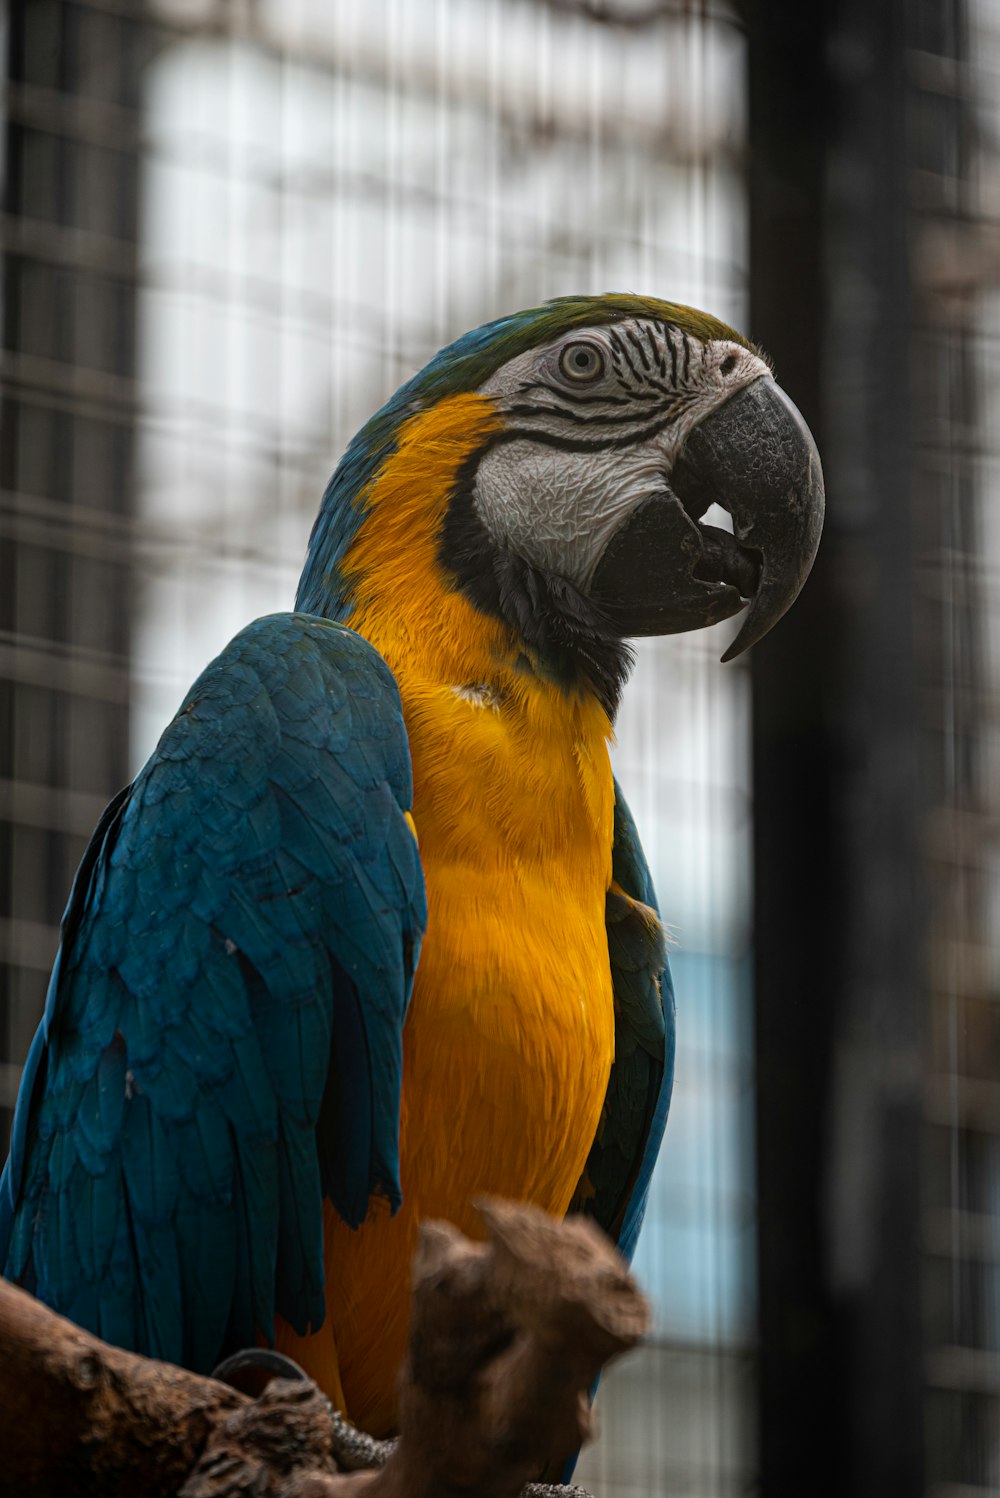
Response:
516,379,662,407
650,327,669,380
666,327,678,386
608,327,644,385
439,443,635,718
504,401,671,430
497,414,680,453
626,327,652,372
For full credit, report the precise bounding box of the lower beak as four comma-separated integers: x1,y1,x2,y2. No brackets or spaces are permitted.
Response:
588,376,825,660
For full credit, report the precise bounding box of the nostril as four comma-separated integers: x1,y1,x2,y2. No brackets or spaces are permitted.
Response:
720,354,738,377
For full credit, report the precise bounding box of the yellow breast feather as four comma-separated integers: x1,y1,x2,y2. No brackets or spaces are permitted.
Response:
279,395,618,1434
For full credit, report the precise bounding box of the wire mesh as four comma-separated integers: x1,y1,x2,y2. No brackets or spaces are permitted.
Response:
12,1,1000,1493
1,1,755,1493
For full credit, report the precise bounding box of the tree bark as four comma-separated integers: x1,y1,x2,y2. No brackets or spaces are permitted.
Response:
0,1199,647,1497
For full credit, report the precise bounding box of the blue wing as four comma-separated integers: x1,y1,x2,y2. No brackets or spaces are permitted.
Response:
570,779,675,1263
0,612,426,1374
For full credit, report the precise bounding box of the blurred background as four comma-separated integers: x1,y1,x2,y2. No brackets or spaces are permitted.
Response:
0,0,990,1492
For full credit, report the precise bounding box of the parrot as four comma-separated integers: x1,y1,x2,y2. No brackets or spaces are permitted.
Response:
0,294,823,1438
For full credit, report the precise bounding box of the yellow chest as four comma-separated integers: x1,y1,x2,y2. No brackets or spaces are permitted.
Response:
299,672,618,1434
339,392,619,1198
397,672,617,1215
281,393,619,1432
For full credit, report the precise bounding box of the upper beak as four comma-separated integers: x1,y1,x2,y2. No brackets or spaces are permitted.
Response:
588,376,825,661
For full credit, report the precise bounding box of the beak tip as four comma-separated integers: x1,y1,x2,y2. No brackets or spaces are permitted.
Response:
719,615,757,662
709,381,825,664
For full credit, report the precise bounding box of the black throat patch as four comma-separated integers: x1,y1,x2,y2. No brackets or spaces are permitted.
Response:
438,442,635,719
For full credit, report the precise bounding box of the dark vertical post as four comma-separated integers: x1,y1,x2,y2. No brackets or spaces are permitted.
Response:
747,0,925,1493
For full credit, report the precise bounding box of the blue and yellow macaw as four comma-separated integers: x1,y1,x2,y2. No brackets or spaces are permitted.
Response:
0,295,822,1436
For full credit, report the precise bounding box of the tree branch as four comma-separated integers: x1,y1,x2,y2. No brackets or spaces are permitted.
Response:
0,1199,648,1496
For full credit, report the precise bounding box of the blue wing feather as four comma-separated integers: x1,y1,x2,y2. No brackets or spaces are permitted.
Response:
569,778,675,1261
560,779,674,1484
0,612,426,1370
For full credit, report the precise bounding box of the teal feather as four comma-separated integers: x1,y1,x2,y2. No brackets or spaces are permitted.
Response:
2,296,688,1419
569,779,675,1262
0,613,425,1370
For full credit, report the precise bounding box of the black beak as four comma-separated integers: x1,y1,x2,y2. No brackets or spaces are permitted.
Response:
589,376,824,660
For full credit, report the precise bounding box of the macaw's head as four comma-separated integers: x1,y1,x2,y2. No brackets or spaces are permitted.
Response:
297,294,823,715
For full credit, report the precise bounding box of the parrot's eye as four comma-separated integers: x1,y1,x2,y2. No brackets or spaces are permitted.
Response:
558,341,605,384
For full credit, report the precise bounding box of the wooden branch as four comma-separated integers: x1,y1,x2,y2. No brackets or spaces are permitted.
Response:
0,1273,245,1495
0,1199,649,1497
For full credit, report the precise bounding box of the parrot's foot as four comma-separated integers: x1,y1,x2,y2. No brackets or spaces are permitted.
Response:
212,1347,314,1398
522,1487,592,1498
327,1409,395,1472
212,1348,396,1471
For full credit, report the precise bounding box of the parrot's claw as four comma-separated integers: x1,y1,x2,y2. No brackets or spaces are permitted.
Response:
211,1351,398,1471
327,1409,396,1471
211,1346,311,1398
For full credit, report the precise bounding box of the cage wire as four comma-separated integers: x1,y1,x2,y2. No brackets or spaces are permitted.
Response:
1,1,754,1493
12,1,1000,1494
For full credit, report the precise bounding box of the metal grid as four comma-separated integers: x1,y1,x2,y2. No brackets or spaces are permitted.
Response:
1,0,148,1121
1,2,756,1495
1,3,994,1494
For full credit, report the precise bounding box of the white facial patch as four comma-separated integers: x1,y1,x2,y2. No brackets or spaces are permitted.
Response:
471,317,771,590
474,438,666,589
